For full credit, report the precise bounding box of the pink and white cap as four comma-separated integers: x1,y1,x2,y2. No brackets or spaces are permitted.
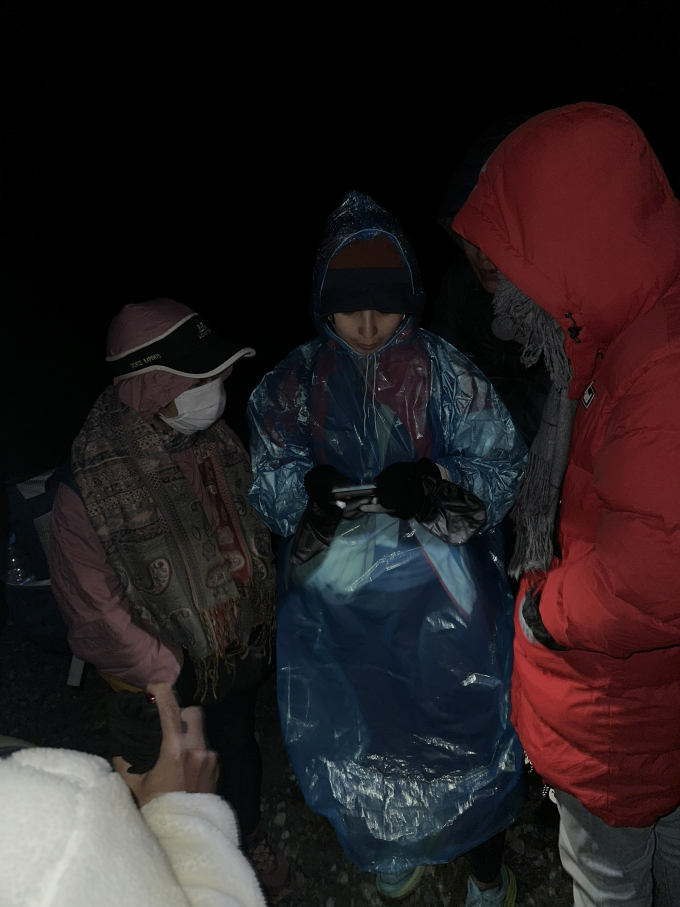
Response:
106,299,255,422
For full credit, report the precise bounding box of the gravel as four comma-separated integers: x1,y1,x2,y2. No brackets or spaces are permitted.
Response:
0,618,574,905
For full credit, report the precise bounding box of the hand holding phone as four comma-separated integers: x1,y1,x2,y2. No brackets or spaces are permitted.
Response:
330,484,377,501
329,484,380,520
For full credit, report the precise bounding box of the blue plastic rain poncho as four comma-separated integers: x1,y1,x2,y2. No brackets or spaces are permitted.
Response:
247,192,528,873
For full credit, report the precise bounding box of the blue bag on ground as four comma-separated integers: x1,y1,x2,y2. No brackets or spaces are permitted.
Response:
248,191,528,873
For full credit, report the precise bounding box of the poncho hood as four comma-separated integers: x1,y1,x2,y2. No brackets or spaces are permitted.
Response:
312,191,426,351
452,102,680,396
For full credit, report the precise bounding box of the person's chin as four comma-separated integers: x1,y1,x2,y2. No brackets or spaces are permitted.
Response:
480,275,499,295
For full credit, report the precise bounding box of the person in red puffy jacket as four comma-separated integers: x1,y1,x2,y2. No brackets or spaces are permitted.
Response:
452,102,680,906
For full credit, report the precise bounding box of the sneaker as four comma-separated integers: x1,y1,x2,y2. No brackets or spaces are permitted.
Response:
244,823,291,900
376,864,426,899
464,865,516,907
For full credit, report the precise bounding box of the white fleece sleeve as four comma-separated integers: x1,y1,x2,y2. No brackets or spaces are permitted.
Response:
142,792,266,907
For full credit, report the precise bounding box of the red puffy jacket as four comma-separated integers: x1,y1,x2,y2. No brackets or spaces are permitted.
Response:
452,102,680,827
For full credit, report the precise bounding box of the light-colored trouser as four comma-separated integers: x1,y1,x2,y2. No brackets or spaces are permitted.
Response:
555,789,680,907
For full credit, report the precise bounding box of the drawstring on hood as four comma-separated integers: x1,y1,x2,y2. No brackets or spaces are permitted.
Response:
357,353,381,443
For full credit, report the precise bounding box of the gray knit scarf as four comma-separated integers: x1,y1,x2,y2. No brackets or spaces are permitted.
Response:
492,275,578,579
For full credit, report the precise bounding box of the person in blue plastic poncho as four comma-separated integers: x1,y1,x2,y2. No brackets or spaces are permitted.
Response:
247,191,528,905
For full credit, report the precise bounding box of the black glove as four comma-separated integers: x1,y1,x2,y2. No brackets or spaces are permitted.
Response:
375,457,486,545
291,465,349,566
304,464,349,510
107,690,162,774
522,585,568,651
374,458,440,520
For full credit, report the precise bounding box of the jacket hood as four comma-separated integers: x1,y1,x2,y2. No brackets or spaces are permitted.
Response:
311,191,426,347
452,103,680,394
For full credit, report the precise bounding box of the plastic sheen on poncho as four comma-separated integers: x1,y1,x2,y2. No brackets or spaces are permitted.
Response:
247,191,528,873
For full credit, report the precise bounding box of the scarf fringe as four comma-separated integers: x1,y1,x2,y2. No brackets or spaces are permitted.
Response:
509,451,553,579
493,276,572,391
508,514,555,579
193,588,277,702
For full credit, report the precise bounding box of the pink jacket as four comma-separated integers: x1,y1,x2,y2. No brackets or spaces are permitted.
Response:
50,300,228,688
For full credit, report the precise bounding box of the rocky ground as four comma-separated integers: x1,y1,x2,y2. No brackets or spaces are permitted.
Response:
0,617,573,906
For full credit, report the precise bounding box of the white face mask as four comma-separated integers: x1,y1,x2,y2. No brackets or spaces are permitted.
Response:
159,379,227,435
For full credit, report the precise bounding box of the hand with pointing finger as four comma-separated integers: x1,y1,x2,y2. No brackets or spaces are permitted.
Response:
112,682,219,808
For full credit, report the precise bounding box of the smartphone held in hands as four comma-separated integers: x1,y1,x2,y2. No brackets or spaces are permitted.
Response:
330,484,377,501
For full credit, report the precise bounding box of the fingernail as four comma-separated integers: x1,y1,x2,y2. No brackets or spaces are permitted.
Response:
146,693,156,704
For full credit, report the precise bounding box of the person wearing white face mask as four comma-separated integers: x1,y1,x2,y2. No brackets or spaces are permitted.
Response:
158,374,229,434
49,299,290,899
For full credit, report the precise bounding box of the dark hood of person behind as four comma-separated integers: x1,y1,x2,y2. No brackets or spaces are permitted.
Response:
429,116,550,446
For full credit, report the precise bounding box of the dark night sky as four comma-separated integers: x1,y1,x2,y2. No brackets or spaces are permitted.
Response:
2,5,679,479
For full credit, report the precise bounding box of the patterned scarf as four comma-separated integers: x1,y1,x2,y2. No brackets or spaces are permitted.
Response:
72,385,276,696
